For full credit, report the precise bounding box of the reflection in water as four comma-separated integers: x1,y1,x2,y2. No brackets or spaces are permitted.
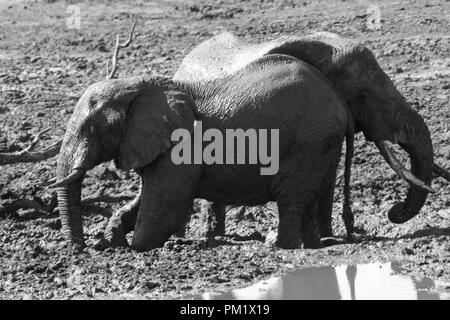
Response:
201,262,449,300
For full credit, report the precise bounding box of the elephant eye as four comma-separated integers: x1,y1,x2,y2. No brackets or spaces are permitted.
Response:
88,99,96,110
356,92,367,104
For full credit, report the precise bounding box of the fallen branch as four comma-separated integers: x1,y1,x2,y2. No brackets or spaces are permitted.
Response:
82,186,134,205
106,18,137,79
0,127,62,166
0,192,134,219
83,193,134,205
0,193,57,218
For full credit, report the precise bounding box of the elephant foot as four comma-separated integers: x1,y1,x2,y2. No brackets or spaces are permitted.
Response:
199,236,219,248
132,231,169,252
303,235,323,249
103,214,131,248
346,232,355,243
174,228,186,238
93,237,111,251
273,231,303,249
62,240,86,254
266,225,315,249
104,224,130,248
199,201,226,239
93,228,129,251
275,238,303,249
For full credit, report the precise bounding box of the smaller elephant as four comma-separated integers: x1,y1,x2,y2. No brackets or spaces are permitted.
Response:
52,54,357,250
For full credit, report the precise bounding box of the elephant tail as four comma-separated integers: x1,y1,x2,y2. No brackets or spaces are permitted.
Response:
343,108,355,240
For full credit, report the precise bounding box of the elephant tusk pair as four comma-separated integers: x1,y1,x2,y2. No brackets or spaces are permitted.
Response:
48,169,85,189
375,140,435,193
434,162,450,182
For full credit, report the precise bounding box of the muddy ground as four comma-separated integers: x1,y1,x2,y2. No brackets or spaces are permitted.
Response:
0,0,449,300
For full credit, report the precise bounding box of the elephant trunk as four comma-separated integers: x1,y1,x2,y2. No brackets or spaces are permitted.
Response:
381,104,434,223
54,127,91,247
56,179,84,246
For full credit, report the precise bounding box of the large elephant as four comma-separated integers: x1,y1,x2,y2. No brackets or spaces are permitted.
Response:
103,31,449,247
52,54,354,250
173,31,449,227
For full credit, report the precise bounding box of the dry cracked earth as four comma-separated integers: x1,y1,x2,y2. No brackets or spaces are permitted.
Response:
0,0,449,299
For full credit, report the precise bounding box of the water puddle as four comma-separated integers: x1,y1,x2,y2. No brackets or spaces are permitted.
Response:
199,262,449,300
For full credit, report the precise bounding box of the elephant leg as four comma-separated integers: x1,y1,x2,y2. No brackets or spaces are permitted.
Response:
300,192,323,249
275,200,303,249
103,191,141,247
275,190,322,249
173,205,193,238
94,176,142,250
317,180,334,238
201,201,226,238
317,159,339,238
131,156,202,251
317,146,351,246
212,203,226,236
195,201,227,247
272,153,331,249
173,200,216,239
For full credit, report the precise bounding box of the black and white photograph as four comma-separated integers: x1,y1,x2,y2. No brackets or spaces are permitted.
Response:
0,0,449,304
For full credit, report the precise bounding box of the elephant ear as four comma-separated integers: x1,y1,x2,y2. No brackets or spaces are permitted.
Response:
117,84,196,170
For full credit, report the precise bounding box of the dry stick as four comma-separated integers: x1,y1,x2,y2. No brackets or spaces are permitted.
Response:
0,128,60,215
83,193,134,205
24,127,51,152
106,19,137,79
0,192,134,218
0,199,49,217
0,126,62,166
81,185,133,205
0,140,61,165
0,126,62,219
0,193,57,218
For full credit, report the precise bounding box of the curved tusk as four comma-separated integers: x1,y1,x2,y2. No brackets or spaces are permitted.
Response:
48,169,85,189
434,163,450,182
375,140,435,193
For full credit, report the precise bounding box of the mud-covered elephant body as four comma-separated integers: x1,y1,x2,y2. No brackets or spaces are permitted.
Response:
174,31,439,225
54,54,352,250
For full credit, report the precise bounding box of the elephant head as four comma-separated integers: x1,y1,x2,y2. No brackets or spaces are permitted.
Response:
268,34,438,224
51,76,196,247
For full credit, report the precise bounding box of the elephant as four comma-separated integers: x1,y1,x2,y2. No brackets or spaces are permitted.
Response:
51,54,355,250
102,31,450,248
172,31,449,227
